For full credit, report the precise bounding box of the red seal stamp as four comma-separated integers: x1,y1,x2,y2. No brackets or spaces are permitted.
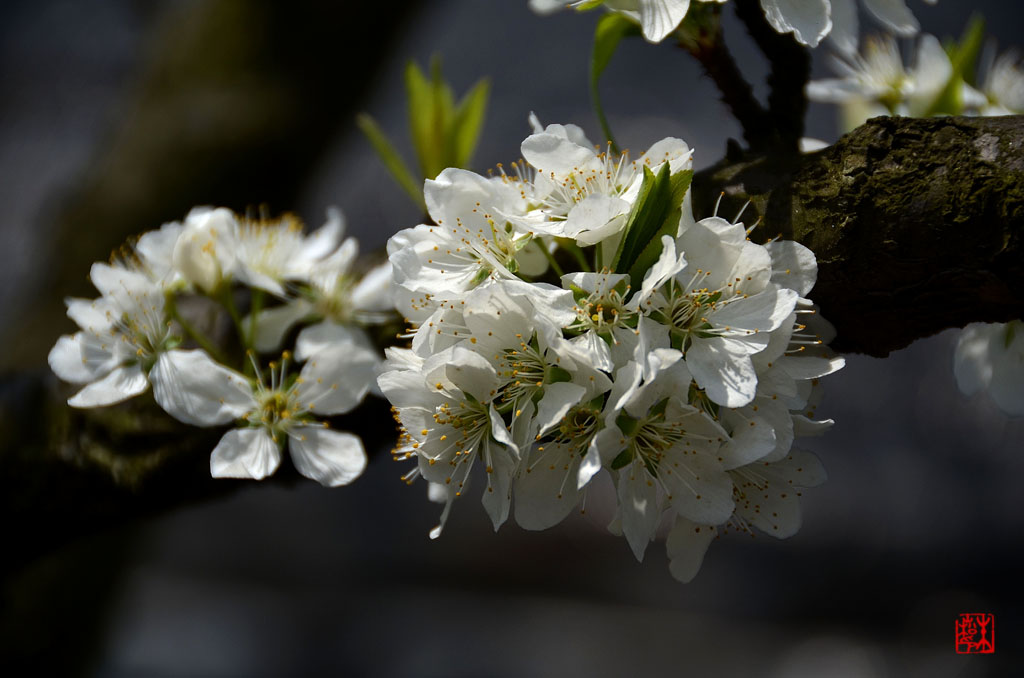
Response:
955,613,995,654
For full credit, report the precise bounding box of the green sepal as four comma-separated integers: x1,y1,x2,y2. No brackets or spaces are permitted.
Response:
610,448,634,470
547,366,572,384
615,412,638,436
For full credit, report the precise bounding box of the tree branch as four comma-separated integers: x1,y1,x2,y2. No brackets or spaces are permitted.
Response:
683,20,774,150
694,115,1024,356
5,115,1024,577
733,0,811,151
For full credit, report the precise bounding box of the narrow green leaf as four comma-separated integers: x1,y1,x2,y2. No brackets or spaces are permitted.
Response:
356,113,426,211
926,15,986,115
430,54,457,174
625,169,692,284
590,13,640,153
405,60,435,178
451,78,490,169
953,15,986,87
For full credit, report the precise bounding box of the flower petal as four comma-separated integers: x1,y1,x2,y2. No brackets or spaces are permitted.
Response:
666,516,717,583
759,0,832,48
514,443,581,531
249,300,313,353
687,339,760,407
295,321,372,362
862,0,919,36
617,460,660,561
533,382,587,435
48,333,105,384
210,427,281,480
150,350,254,426
826,0,858,57
288,426,367,487
351,262,395,312
68,364,149,408
297,343,379,416
660,449,734,525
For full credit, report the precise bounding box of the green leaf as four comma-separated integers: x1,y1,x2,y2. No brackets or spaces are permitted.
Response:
356,113,426,211
612,165,666,271
926,15,986,116
405,60,436,178
611,166,692,285
430,55,457,174
625,169,692,286
590,13,640,153
451,78,490,169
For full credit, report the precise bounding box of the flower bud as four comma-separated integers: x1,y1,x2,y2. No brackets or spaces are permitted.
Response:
172,207,237,293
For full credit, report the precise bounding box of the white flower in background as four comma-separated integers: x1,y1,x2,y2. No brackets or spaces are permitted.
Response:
171,207,239,294
954,321,1024,416
110,221,186,291
154,346,375,485
48,263,185,408
978,50,1024,115
379,345,519,536
807,33,958,130
232,209,344,297
828,0,938,57
248,210,395,359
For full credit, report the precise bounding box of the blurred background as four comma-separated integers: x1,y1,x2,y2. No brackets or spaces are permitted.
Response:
1,0,1022,675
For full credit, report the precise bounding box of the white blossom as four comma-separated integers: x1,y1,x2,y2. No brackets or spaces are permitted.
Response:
232,209,344,297
978,50,1024,115
171,207,239,293
379,345,520,536
954,321,1024,416
48,263,184,408
808,33,982,131
376,119,842,583
154,346,375,485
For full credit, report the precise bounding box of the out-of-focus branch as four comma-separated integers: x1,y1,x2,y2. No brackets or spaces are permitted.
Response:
694,115,1024,356
733,0,811,151
1,0,418,373
683,20,774,150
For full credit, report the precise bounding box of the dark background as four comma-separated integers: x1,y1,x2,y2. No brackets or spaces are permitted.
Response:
1,1,1022,675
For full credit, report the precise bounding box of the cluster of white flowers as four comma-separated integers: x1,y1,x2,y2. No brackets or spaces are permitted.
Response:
380,117,843,581
530,0,937,49
48,207,394,486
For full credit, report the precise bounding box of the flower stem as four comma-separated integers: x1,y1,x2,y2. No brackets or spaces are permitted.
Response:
562,241,592,273
166,294,229,364
540,242,565,278
247,289,264,350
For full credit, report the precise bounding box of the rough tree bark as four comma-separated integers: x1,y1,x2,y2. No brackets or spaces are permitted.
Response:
694,115,1024,356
